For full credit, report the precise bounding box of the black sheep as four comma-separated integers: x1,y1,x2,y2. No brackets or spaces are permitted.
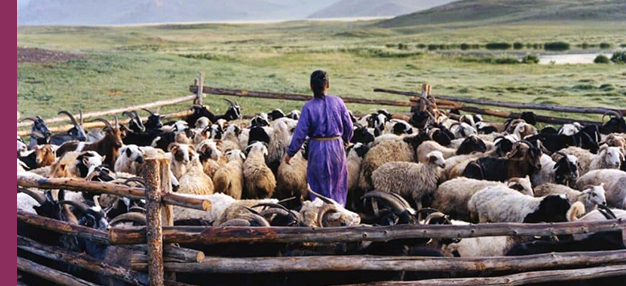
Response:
507,231,625,256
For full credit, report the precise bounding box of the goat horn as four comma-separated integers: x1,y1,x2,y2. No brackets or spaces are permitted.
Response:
19,117,39,123
220,219,251,227
114,116,119,128
85,118,112,130
129,206,146,214
361,191,407,215
124,177,146,187
260,208,290,218
141,108,156,116
223,98,236,107
58,200,90,214
317,203,337,228
18,187,47,206
252,203,290,212
597,204,617,220
110,212,147,226
93,196,101,210
58,111,79,127
424,211,447,225
122,111,135,119
307,186,334,205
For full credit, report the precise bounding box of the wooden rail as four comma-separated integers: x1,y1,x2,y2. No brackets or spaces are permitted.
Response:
107,218,625,244
17,94,202,128
130,250,626,273
18,209,110,244
17,175,211,211
374,88,626,116
190,85,414,107
17,256,99,286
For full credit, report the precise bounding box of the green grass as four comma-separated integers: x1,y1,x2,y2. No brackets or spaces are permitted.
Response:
17,20,626,130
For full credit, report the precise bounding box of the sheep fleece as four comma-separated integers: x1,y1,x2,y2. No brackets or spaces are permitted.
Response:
371,161,441,202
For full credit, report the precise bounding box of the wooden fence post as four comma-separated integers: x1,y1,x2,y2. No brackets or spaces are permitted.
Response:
196,72,204,105
158,158,176,282
143,158,165,286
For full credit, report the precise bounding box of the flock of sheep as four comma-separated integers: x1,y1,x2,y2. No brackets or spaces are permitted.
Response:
16,100,626,284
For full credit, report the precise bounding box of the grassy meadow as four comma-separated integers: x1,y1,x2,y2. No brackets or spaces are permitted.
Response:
17,20,626,128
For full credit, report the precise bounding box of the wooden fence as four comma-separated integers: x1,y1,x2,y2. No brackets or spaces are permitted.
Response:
17,74,626,285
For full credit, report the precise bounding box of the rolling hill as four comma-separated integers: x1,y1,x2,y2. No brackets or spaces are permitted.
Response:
16,0,338,25
378,0,626,27
309,0,458,18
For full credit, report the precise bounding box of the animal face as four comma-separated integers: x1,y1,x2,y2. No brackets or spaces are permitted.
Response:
194,117,211,129
145,114,163,130
80,208,110,230
251,114,270,127
268,109,286,121
601,146,624,169
247,141,269,157
35,145,55,166
77,151,105,176
169,143,194,165
122,145,144,163
392,120,413,135
351,126,374,145
30,116,52,139
224,102,242,121
225,150,246,162
427,151,446,168
287,110,300,120
197,140,222,161
583,184,607,206
457,135,487,155
554,155,578,185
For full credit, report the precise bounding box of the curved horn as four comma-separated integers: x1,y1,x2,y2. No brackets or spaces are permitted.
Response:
220,219,251,227
597,204,617,220
415,208,443,222
317,204,338,228
122,111,135,120
308,186,334,205
93,196,102,210
58,200,89,214
129,206,147,214
19,117,39,123
223,98,236,107
141,108,156,116
109,212,147,226
58,111,79,127
360,191,407,215
85,118,112,130
124,177,146,187
18,187,47,206
424,212,447,225
252,203,290,212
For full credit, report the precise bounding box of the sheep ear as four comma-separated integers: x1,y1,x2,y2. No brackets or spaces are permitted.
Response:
126,147,132,157
168,143,179,152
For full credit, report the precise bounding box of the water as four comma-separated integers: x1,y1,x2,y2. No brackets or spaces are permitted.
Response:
539,53,613,65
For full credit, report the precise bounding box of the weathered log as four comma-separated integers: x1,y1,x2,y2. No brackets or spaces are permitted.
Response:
375,87,625,115
108,219,625,245
17,209,109,244
17,235,149,286
17,94,202,128
130,249,626,273
144,158,165,286
123,245,205,263
17,110,192,137
17,256,98,286
16,175,211,211
191,85,413,107
347,264,626,286
195,72,204,105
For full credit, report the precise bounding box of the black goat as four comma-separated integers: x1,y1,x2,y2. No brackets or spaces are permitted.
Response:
186,99,242,126
507,231,625,256
351,125,374,145
21,115,51,149
456,135,487,155
463,141,542,182
600,110,626,134
267,109,285,121
50,110,87,146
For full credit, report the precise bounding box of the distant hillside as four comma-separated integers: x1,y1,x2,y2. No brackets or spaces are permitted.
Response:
309,0,457,18
17,0,337,25
379,0,626,27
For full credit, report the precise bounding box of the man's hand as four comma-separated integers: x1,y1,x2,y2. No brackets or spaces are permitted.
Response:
284,154,292,165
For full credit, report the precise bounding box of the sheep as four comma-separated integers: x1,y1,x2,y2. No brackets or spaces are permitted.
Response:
358,133,431,191
168,143,214,195
171,193,278,224
221,124,243,152
370,151,445,209
276,145,308,201
531,153,579,187
431,176,533,221
468,185,584,223
576,169,626,209
56,117,123,166
299,189,361,227
195,139,227,178
346,142,369,193
213,150,246,199
553,146,594,175
113,144,144,175
450,122,477,139
243,142,276,199
48,151,105,178
438,220,525,257
416,135,487,162
18,144,55,170
534,183,606,215
266,118,295,173
589,145,623,171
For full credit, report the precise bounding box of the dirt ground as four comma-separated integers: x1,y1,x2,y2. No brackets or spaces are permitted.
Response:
17,47,84,64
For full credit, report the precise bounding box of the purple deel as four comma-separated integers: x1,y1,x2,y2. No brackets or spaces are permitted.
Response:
286,95,354,206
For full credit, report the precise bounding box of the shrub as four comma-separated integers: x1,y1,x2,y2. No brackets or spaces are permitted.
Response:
581,43,589,49
417,44,426,49
486,42,512,50
471,44,480,49
385,44,396,48
544,42,570,51
439,44,446,50
427,44,438,50
522,54,540,64
513,42,524,49
621,44,626,48
611,51,626,64
600,43,612,49
491,57,519,64
594,55,610,64
533,43,542,49
460,43,470,50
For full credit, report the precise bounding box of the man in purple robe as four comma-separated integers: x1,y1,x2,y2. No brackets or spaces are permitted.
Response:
285,70,353,206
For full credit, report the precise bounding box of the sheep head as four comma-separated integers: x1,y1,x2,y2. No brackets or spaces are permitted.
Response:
506,176,534,196
35,145,56,167
582,184,607,208
308,188,360,227
599,145,623,169
553,153,579,186
169,143,195,165
225,149,246,163
425,151,445,168
196,140,223,162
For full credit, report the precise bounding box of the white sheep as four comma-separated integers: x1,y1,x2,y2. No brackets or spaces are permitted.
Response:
431,176,533,221
276,148,308,200
213,150,246,199
576,169,626,209
114,144,144,175
370,151,445,209
243,142,276,199
171,193,278,224
589,145,624,171
196,139,226,178
468,185,584,223
168,143,214,195
534,183,606,215
357,136,416,191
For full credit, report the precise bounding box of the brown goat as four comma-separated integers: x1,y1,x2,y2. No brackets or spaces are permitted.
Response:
56,117,123,167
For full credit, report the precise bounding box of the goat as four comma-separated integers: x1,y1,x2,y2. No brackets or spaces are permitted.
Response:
56,117,123,167
463,141,542,182
169,143,214,195
21,115,51,149
50,110,87,145
18,145,55,170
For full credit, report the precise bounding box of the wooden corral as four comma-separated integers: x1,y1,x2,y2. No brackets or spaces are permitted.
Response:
16,74,626,286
